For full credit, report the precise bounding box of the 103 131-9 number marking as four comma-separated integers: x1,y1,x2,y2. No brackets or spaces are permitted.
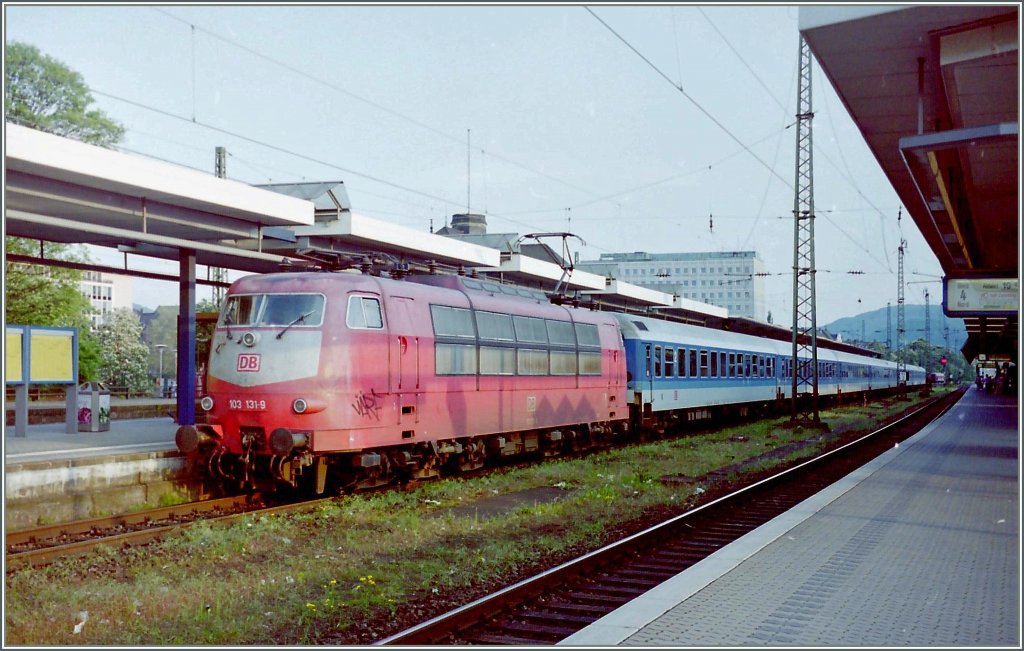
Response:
229,399,267,410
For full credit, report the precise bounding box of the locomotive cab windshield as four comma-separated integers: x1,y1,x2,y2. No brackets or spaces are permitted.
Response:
220,293,325,329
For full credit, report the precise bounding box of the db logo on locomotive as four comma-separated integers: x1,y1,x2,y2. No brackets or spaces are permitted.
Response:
236,353,261,372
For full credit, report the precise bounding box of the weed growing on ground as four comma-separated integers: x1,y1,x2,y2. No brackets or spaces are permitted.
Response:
4,394,936,645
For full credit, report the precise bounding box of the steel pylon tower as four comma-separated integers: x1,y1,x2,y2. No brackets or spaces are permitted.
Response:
790,36,820,422
897,239,907,389
886,301,892,351
211,146,229,307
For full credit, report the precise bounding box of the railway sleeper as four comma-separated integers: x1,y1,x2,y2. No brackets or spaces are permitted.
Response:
516,605,602,626
559,590,632,607
491,618,579,638
616,564,682,578
576,582,650,598
540,598,616,617
514,610,599,627
595,574,664,589
467,632,555,646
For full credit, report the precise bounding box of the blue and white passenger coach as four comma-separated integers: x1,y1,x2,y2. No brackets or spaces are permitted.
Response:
615,313,924,428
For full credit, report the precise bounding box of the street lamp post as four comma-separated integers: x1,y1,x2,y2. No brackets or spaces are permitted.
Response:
155,344,167,397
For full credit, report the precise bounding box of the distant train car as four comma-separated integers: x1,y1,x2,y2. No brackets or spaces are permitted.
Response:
176,271,627,493
616,312,923,430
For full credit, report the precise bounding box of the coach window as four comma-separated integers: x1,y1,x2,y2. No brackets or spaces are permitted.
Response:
645,345,652,378
689,349,697,379
719,352,727,378
752,355,760,377
665,347,675,377
767,357,775,378
710,349,718,377
728,352,736,377
700,350,709,378
346,295,384,329
744,354,751,377
654,346,662,377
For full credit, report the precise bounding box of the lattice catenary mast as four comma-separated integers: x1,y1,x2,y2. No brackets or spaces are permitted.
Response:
790,36,820,422
210,146,229,306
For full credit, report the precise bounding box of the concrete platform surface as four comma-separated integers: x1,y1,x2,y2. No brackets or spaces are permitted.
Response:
5,415,179,464
560,388,1019,647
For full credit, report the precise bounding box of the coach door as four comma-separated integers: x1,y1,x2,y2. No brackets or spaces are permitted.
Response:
388,297,420,425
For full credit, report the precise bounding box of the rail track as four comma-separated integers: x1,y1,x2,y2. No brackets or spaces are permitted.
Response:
4,493,323,569
377,387,964,645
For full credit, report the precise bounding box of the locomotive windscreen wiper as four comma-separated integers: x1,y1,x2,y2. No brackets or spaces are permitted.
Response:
277,310,315,339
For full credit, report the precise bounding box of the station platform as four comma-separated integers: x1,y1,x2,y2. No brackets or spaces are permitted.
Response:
561,387,1020,647
5,396,180,463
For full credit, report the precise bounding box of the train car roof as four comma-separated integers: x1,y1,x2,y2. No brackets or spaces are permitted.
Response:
615,313,790,356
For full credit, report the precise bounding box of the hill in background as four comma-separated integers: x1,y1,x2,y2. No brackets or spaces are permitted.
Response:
823,304,967,351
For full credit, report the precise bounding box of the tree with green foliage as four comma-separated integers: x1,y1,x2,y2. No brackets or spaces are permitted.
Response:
4,41,125,146
96,308,151,394
5,41,127,381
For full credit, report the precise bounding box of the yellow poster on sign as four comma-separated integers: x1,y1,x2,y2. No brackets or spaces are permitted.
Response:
6,330,23,383
29,330,75,382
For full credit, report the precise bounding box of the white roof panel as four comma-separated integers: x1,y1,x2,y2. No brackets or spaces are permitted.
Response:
5,123,313,226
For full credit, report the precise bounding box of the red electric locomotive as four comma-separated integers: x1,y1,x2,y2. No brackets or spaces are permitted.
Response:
176,271,628,493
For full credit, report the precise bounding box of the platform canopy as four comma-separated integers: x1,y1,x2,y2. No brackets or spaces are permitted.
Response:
4,123,315,273
800,6,1019,361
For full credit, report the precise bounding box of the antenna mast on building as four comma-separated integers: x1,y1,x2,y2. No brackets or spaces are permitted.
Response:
789,36,822,424
211,146,229,307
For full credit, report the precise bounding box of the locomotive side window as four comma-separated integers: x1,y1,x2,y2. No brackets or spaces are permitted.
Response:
480,346,515,375
435,344,477,375
574,323,601,348
513,316,547,343
518,349,548,375
550,350,577,375
476,311,515,341
430,305,475,338
579,352,602,375
347,296,383,329
546,320,576,346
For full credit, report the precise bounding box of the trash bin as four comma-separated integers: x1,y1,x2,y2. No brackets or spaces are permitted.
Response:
77,382,111,432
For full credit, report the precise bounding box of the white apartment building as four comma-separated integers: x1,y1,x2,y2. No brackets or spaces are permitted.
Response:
80,271,133,328
576,251,767,321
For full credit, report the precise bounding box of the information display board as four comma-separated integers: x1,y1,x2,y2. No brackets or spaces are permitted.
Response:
943,276,1019,317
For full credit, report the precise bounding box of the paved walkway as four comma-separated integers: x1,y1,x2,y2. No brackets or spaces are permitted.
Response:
561,388,1019,647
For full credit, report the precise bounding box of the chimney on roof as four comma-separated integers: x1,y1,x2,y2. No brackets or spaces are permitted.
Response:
449,213,487,235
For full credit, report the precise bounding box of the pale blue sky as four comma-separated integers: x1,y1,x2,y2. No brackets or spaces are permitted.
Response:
4,3,944,325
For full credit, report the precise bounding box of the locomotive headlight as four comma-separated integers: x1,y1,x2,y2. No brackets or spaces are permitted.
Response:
292,398,326,414
200,396,215,411
241,331,260,347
